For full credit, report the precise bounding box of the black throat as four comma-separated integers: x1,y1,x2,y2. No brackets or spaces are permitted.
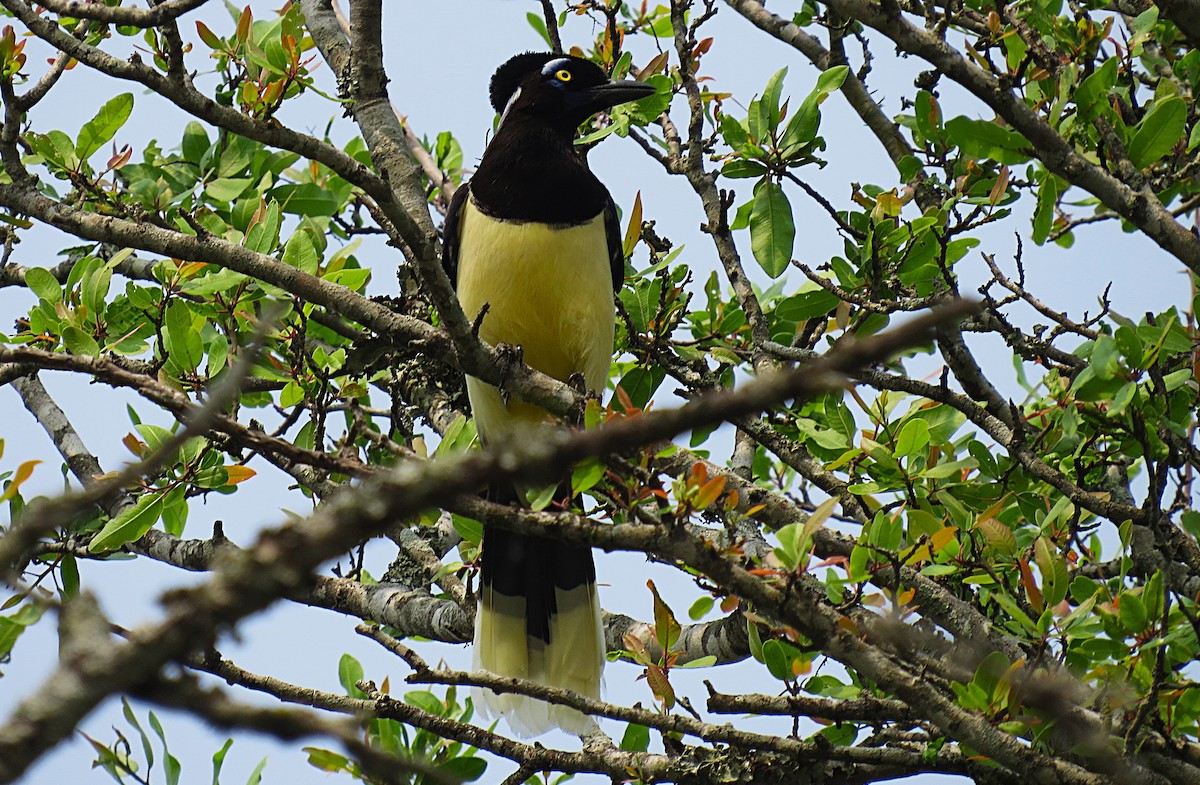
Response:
468,113,610,225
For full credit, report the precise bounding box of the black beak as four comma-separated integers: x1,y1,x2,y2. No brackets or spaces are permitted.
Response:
580,78,657,112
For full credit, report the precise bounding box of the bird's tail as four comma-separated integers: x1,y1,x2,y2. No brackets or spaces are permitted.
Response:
472,523,605,737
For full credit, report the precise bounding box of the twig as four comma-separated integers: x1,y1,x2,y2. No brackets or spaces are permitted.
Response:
539,0,564,53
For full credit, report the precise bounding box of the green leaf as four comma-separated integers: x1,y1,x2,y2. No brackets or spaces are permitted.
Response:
269,183,341,216
944,116,1031,164
438,757,486,782
571,457,606,497
279,380,304,408
1074,57,1117,122
192,466,230,489
149,711,182,785
27,129,79,170
136,423,174,455
615,365,665,411
451,514,483,547
721,159,768,179
405,689,445,715
524,482,557,512
984,587,1038,635
646,9,673,37
435,130,464,175
647,579,681,652
1034,536,1068,608
1132,6,1159,35
747,618,764,662
1032,174,1058,245
719,112,748,151
1181,510,1200,540
619,276,661,334
217,135,256,177
0,602,43,659
1144,570,1164,621
303,747,349,774
914,90,942,143
760,67,788,133
204,177,252,202
89,491,167,552
79,257,112,317
245,757,267,785
688,595,714,621
1088,334,1119,379
1114,324,1144,367
338,653,365,697
435,414,476,457
164,300,203,373
1069,575,1100,603
1118,591,1147,633
679,654,718,668
526,11,552,47
211,739,234,785
282,231,320,275
323,267,370,291
921,456,978,479
762,639,798,681
76,93,134,161
60,552,80,596
812,64,850,97
775,289,839,321
779,96,820,154
24,267,61,303
749,180,794,278
1128,95,1186,168
620,723,651,752
773,521,806,569
1108,380,1137,416
161,485,189,536
62,325,101,357
245,201,282,254
894,418,930,458
629,74,673,124
181,121,211,164
181,269,247,298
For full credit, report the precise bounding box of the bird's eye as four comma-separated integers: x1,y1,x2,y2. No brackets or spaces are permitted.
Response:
555,69,572,82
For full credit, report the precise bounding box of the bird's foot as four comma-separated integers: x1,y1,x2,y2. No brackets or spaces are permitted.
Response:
566,374,598,427
494,342,524,405
566,372,588,394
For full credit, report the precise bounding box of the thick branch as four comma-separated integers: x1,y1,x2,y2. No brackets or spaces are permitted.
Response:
37,0,209,26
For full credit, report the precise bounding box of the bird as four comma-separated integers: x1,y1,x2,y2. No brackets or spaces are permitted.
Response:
440,51,654,736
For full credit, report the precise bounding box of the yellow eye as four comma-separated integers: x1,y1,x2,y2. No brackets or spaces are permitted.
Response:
555,69,572,82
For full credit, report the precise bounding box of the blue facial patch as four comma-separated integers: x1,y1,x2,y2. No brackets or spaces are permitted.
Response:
540,57,573,78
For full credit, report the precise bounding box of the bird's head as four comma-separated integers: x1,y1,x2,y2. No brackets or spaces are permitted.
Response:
489,52,656,134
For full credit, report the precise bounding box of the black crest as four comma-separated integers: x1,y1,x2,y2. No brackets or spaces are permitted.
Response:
488,51,556,114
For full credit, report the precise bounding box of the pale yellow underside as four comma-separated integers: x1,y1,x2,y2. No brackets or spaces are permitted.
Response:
455,195,612,736
455,197,615,442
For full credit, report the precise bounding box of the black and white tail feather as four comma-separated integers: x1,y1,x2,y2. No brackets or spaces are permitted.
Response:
472,521,605,735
